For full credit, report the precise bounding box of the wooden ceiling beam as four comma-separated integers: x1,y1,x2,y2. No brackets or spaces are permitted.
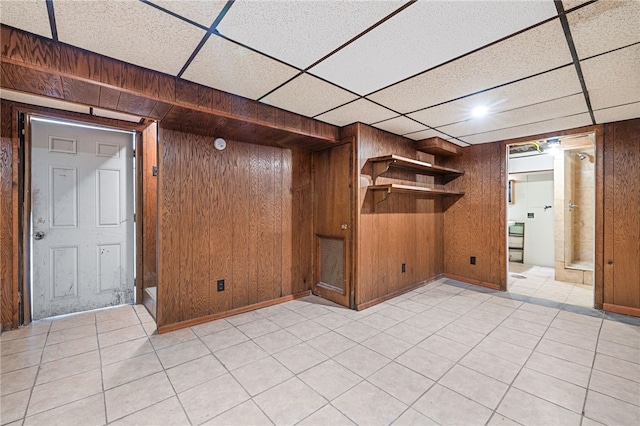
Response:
0,25,340,150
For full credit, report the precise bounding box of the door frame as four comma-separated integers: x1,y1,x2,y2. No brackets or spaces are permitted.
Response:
501,125,604,309
311,139,356,309
16,106,148,325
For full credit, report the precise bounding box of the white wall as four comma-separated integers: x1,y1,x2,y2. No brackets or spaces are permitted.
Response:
509,152,554,173
508,172,555,267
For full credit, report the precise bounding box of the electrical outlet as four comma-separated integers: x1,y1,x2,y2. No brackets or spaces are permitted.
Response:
402,263,406,273
470,256,476,265
217,279,225,292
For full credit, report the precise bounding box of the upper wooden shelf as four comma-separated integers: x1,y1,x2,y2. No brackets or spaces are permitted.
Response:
369,184,465,200
415,137,462,157
368,154,464,183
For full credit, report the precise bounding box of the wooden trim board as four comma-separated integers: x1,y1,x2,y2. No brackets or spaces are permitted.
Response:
157,291,312,334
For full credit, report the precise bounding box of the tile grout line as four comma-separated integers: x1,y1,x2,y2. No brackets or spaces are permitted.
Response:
16,321,52,424
97,317,109,425
578,318,605,425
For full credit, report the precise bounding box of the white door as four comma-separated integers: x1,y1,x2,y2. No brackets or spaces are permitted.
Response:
30,117,135,320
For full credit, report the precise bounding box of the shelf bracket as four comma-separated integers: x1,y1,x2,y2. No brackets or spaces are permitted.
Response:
371,160,394,184
372,187,391,208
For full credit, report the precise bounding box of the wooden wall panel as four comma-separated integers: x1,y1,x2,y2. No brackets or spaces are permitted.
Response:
156,129,313,329
356,124,444,307
0,100,16,330
178,130,193,320
209,137,233,315
157,128,180,326
291,149,314,294
603,119,640,314
442,143,506,289
191,136,210,318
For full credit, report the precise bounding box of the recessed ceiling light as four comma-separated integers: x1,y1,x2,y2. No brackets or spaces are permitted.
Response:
471,106,488,117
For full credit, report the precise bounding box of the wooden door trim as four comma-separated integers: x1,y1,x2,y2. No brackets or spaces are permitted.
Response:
603,303,640,318
20,112,31,324
593,126,605,309
135,131,144,306
349,133,358,309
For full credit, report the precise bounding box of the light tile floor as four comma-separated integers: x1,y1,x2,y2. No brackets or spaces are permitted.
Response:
509,263,594,308
2,278,639,426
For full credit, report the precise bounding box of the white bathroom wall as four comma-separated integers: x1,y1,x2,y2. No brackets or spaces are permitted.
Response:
508,172,555,267
509,152,554,173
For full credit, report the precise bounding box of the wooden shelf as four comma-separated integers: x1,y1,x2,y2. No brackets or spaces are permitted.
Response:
415,137,461,157
369,184,464,203
368,154,464,183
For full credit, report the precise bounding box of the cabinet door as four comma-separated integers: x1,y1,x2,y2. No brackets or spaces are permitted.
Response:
313,142,353,308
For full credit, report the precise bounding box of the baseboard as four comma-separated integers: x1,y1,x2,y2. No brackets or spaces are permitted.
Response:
356,274,445,311
443,274,502,291
603,303,640,318
157,290,312,334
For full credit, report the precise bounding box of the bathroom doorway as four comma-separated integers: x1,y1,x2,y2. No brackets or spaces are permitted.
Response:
506,134,595,308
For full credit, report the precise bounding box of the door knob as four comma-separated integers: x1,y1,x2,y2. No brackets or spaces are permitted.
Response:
34,231,45,240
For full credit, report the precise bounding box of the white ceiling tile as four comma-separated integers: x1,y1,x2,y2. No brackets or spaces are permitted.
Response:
581,44,640,110
217,0,407,69
311,0,558,95
0,89,90,114
568,0,640,59
446,137,470,148
147,0,227,27
372,116,425,136
54,0,205,76
463,113,592,144
594,102,640,124
260,74,358,118
182,35,299,101
408,66,582,128
438,94,588,138
0,0,51,38
562,0,592,12
315,99,397,127
368,19,573,113
403,128,443,141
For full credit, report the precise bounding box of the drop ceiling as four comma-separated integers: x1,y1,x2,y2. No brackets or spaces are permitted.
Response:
1,0,638,146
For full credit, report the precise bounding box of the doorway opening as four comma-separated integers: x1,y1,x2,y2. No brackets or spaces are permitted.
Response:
506,133,595,308
27,115,137,321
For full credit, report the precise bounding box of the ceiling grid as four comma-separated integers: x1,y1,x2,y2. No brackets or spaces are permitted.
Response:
0,0,637,145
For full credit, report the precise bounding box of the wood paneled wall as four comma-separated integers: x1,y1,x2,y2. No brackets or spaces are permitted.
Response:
441,143,507,290
603,118,640,315
0,100,17,329
156,129,313,330
356,124,445,307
